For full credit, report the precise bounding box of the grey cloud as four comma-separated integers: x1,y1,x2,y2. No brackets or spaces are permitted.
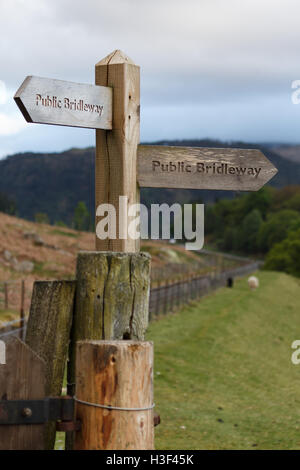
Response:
1,0,300,155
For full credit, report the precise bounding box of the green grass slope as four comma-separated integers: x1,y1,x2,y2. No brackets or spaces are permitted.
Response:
147,271,300,449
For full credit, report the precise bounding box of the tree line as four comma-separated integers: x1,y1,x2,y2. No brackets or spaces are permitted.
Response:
204,185,300,277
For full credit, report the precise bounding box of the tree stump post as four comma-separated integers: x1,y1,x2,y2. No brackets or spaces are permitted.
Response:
74,340,154,450
66,251,151,448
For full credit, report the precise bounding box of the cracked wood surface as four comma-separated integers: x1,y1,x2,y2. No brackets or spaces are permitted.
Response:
66,251,150,448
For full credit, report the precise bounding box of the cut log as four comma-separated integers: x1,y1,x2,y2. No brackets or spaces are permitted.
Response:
74,340,154,450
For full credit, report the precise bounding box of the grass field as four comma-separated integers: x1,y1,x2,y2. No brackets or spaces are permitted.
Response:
147,271,300,450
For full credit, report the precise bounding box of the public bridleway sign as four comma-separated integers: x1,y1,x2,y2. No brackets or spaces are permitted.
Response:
14,76,112,130
137,145,277,191
14,49,278,251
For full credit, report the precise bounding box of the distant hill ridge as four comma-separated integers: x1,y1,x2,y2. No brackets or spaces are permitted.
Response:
0,139,299,224
271,144,300,164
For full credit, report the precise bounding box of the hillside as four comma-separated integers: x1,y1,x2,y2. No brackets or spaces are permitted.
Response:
147,271,300,449
271,144,300,164
0,211,215,320
0,140,299,224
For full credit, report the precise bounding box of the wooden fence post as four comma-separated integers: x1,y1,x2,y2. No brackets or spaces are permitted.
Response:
163,281,168,314
0,337,45,450
25,280,76,449
74,340,154,450
156,281,161,316
170,282,175,312
66,251,150,448
4,282,8,310
68,251,150,389
177,279,181,308
19,280,25,340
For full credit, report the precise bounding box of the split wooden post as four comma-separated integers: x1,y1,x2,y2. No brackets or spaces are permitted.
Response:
25,280,76,449
66,251,151,449
0,337,45,450
4,282,8,310
68,251,150,393
95,50,140,252
74,340,154,450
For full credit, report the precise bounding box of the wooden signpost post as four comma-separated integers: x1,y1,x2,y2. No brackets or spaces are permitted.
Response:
10,49,278,450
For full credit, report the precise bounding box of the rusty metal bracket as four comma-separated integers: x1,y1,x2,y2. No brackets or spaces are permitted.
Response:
0,395,74,426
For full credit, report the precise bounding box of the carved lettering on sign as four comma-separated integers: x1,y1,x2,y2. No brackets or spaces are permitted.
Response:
35,94,104,116
138,145,278,191
151,160,262,177
14,76,112,130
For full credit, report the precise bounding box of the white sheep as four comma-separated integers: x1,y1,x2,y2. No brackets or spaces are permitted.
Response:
248,276,259,290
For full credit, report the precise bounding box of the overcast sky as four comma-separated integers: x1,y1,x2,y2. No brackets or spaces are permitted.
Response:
1,0,300,158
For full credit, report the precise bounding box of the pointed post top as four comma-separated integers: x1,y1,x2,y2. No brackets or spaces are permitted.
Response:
96,50,136,66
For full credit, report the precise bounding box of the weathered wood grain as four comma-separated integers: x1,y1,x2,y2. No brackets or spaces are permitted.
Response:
25,280,76,449
66,251,150,449
67,252,150,396
0,337,45,450
14,76,112,130
138,145,278,191
95,50,140,251
74,340,154,450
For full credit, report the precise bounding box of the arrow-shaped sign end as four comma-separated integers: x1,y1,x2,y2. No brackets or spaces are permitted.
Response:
257,149,279,188
14,76,33,123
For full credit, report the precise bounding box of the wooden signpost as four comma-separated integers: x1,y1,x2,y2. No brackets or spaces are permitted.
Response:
14,52,278,246
9,49,278,450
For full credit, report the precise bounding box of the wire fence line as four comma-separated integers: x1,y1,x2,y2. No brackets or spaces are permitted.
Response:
149,261,260,319
0,279,26,341
0,258,260,340
0,325,26,340
0,316,27,341
0,279,26,314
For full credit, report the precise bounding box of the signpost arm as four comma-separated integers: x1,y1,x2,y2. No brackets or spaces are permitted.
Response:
95,49,140,252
